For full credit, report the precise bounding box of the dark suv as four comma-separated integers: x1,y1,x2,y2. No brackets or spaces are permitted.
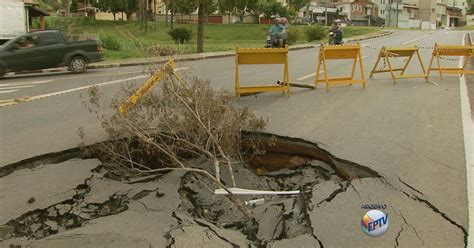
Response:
0,30,103,78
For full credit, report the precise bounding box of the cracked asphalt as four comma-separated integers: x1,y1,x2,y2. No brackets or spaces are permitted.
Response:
0,30,472,247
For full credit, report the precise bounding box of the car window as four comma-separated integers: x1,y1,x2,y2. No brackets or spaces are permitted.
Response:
14,34,39,49
40,33,58,46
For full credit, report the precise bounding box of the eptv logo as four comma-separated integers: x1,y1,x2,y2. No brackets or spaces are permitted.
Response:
360,210,388,237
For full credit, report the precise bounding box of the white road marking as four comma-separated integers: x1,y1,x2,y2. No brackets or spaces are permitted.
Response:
54,71,148,81
0,67,190,107
0,80,53,87
37,67,190,81
297,71,323,81
402,34,431,44
0,90,19,94
296,57,368,81
0,85,36,90
459,33,474,248
26,75,148,99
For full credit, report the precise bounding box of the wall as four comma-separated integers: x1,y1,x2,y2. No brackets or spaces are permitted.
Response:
409,18,421,28
0,0,26,39
418,0,437,24
467,15,474,25
95,12,128,21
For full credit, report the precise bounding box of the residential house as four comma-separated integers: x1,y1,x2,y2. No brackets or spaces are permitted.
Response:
398,3,421,28
24,0,50,31
372,0,403,27
334,0,379,26
300,1,339,25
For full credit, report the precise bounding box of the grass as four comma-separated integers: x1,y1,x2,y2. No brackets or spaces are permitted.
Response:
461,25,474,30
45,17,381,61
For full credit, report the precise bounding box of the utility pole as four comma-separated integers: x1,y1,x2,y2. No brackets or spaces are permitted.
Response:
325,0,328,25
388,0,392,27
396,0,399,28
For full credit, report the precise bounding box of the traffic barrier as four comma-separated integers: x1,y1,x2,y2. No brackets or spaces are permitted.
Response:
119,59,175,115
369,46,427,83
427,43,474,80
235,47,290,97
314,44,366,92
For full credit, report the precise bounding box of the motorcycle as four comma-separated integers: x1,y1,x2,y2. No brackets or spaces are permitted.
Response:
329,31,343,45
265,32,286,48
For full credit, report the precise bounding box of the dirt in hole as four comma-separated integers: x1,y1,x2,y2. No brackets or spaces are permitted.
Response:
175,133,380,245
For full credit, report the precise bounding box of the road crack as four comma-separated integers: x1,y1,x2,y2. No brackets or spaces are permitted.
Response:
316,182,350,207
412,195,467,247
398,178,424,196
400,212,424,245
394,225,403,248
381,177,465,246
194,218,240,247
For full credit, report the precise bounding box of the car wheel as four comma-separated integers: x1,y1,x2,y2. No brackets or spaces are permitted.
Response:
69,56,87,73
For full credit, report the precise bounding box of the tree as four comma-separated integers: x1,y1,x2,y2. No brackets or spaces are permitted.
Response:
176,0,198,21
234,0,258,22
125,0,139,20
217,0,236,23
70,0,78,13
288,0,307,12
258,1,289,18
94,0,127,21
197,1,206,53
205,1,218,23
468,0,474,15
82,64,266,221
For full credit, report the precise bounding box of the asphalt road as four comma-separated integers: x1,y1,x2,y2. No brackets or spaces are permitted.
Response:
0,30,471,246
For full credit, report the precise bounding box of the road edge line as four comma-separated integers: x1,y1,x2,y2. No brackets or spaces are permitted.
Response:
459,32,473,248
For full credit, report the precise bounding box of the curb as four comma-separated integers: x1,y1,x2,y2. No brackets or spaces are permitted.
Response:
8,31,394,74
87,31,394,69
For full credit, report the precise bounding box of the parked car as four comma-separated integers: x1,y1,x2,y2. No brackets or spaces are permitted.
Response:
0,30,103,78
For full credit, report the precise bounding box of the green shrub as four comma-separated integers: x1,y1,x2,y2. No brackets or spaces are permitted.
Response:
304,25,327,42
287,29,299,45
168,28,193,44
100,33,122,51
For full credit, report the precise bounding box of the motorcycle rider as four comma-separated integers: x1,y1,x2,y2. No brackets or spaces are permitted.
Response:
269,18,287,48
330,19,343,45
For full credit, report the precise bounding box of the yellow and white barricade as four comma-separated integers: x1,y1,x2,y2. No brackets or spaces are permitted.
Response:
315,44,366,92
370,46,427,83
119,59,175,115
427,43,474,80
235,47,290,97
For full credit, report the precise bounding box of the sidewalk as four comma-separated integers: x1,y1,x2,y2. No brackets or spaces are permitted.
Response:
87,30,394,69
